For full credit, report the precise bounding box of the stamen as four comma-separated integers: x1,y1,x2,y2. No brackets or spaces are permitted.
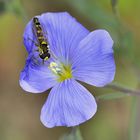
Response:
49,62,72,82
49,62,61,75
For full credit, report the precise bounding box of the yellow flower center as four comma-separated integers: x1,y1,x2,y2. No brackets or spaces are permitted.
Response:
49,62,72,82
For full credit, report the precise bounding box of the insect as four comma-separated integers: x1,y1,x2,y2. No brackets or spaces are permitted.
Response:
32,17,50,61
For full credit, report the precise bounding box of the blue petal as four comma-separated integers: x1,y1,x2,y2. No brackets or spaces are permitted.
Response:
40,79,97,128
39,12,89,63
23,21,37,53
19,55,57,93
23,12,89,63
72,30,115,87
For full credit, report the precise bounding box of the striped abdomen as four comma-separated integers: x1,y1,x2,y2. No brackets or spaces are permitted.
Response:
33,17,46,44
33,17,50,61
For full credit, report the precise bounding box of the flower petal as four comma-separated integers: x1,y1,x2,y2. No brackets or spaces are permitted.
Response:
40,79,97,128
23,21,37,53
38,12,89,63
19,55,57,93
72,30,115,87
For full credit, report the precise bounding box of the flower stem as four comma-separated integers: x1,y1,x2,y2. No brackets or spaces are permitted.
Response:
71,126,83,140
105,83,140,96
59,126,83,140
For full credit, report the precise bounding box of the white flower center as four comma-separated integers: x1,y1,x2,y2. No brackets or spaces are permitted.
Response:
49,62,72,82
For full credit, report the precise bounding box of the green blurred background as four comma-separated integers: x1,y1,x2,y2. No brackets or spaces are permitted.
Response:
0,0,140,140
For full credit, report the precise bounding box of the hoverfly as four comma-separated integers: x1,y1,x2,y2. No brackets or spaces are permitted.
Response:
32,17,50,61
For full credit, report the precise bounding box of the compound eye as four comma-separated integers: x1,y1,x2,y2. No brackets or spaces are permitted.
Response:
41,43,47,47
39,53,50,60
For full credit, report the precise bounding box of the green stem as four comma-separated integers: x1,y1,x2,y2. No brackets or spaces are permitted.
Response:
59,126,83,140
71,126,83,140
105,83,140,96
129,97,137,140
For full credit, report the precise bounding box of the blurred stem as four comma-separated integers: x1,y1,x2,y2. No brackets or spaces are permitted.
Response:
111,0,120,17
128,97,137,140
71,126,83,140
59,126,83,140
105,83,140,96
72,126,79,140
111,0,122,28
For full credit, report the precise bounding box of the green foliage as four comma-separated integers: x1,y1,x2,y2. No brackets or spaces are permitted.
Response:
5,0,28,22
67,0,139,64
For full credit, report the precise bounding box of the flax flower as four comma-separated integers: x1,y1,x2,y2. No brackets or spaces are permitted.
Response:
19,12,115,128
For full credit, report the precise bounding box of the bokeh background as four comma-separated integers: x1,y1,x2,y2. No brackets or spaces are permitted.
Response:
0,0,140,140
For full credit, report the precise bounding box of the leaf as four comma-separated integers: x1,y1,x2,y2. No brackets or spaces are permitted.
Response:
59,127,83,140
97,92,128,101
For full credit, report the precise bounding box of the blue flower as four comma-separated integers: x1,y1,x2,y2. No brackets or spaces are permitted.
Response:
19,12,115,128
